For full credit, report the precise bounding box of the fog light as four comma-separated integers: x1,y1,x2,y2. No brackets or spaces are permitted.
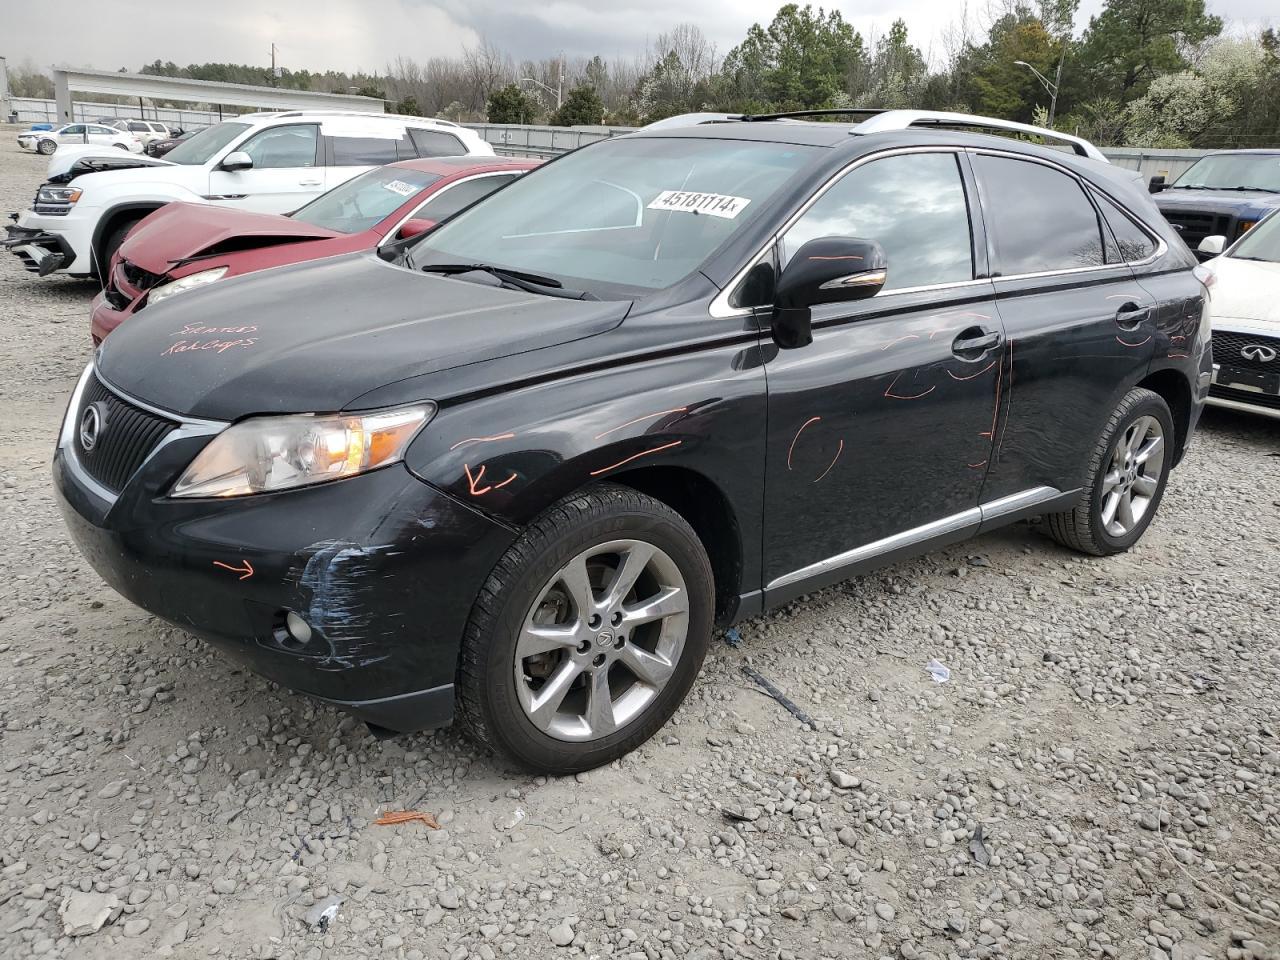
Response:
285,611,313,644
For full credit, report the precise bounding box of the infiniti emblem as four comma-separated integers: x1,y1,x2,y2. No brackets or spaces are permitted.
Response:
79,402,107,452
1241,343,1277,363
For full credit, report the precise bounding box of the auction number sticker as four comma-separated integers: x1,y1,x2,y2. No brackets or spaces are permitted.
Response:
647,190,751,219
383,179,418,197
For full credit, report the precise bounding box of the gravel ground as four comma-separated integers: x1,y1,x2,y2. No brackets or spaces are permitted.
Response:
0,128,1278,960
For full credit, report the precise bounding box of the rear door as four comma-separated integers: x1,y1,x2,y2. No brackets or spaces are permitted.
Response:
970,151,1157,510
323,126,417,193
206,123,323,213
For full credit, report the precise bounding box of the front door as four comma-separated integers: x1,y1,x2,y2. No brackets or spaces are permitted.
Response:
759,149,1003,602
207,123,323,213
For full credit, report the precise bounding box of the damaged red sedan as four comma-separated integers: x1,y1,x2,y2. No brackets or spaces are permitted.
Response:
90,156,537,343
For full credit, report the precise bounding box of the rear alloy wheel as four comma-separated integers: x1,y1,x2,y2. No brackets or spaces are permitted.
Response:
457,484,714,773
1046,387,1174,556
37,139,56,156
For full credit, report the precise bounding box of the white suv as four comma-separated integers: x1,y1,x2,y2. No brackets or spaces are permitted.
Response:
103,119,174,146
17,123,144,156
4,111,495,279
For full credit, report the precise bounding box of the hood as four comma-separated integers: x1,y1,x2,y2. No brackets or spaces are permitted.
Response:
119,203,342,274
1156,189,1280,216
1206,255,1280,325
47,145,173,181
96,252,631,420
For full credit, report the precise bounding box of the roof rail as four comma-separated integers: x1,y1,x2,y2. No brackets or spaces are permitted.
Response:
853,110,1106,161
739,108,886,122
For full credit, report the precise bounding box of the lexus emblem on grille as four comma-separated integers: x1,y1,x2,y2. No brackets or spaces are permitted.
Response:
79,403,107,452
1241,343,1278,363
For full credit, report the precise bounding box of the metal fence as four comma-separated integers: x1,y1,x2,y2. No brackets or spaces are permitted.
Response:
10,97,240,128
8,101,1220,178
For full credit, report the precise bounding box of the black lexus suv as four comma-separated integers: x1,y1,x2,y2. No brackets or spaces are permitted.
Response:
54,110,1211,773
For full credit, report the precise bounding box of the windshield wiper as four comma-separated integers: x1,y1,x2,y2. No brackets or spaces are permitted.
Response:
1224,185,1278,193
420,262,597,300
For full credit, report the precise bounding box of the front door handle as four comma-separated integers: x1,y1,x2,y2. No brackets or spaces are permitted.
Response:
299,179,323,187
1115,301,1151,331
952,326,1003,358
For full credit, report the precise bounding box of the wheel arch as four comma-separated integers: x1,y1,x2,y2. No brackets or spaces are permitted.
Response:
602,465,745,625
90,201,169,278
1136,367,1194,465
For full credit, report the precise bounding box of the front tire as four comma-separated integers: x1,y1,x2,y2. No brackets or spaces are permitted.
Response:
98,217,142,283
456,484,714,774
37,139,56,156
1046,387,1174,556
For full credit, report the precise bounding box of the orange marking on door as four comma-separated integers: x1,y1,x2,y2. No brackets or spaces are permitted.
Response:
812,440,844,483
967,460,988,469
212,560,254,581
947,359,997,381
589,440,683,476
996,339,1014,462
786,417,821,471
1116,335,1152,348
884,373,936,400
449,432,515,451
594,407,688,440
880,334,920,351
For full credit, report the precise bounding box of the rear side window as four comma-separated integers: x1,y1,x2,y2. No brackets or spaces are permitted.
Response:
974,155,1105,274
781,151,974,291
1097,194,1158,263
331,135,412,166
410,129,466,157
415,174,518,222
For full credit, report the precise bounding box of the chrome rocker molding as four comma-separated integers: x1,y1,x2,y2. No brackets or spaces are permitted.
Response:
766,485,1077,596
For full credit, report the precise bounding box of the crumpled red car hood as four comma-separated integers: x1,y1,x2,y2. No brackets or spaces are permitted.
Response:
119,202,342,274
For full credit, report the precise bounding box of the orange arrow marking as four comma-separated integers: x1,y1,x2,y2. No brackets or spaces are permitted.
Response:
213,559,254,580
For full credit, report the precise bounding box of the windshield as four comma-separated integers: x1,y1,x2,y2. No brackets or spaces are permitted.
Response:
1229,213,1280,262
164,122,250,165
291,166,442,233
410,136,819,298
1172,153,1280,191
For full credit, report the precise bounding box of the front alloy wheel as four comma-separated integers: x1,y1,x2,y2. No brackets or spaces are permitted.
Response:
516,540,689,741
457,484,714,773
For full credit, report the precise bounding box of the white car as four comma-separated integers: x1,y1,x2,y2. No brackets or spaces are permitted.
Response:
4,111,495,279
102,119,174,146
17,123,144,156
1196,212,1280,419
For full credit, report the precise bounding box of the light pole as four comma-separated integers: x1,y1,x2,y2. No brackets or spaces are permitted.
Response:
519,71,563,110
1014,58,1062,128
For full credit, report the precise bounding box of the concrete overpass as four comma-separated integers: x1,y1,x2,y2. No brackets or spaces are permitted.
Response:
52,68,383,123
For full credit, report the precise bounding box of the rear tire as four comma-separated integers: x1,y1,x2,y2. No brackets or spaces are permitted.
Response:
37,139,56,156
456,483,714,774
1045,387,1174,556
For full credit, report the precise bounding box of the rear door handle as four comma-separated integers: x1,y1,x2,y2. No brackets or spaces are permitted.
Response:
952,327,1003,358
299,179,323,187
1115,301,1151,330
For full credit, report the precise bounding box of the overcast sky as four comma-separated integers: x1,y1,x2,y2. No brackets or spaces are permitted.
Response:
3,0,1276,77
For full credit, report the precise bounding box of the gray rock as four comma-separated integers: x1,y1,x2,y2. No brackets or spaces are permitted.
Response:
59,892,120,937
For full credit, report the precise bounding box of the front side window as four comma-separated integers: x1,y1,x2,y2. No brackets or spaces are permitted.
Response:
974,155,1105,274
62,125,85,136
413,174,519,223
290,166,442,234
164,122,250,165
410,137,818,298
239,124,319,169
780,151,974,291
1171,154,1280,192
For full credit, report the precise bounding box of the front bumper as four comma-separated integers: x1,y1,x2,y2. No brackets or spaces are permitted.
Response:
1207,321,1280,420
2,224,76,276
53,367,518,730
7,208,96,276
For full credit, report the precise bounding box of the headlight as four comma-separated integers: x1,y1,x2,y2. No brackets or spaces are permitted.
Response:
171,404,436,498
36,185,82,205
148,267,229,305
1238,220,1257,234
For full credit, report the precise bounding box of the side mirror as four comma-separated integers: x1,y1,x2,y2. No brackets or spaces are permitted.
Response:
771,237,887,349
397,218,436,240
221,151,253,171
1197,235,1226,256
1148,175,1167,194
